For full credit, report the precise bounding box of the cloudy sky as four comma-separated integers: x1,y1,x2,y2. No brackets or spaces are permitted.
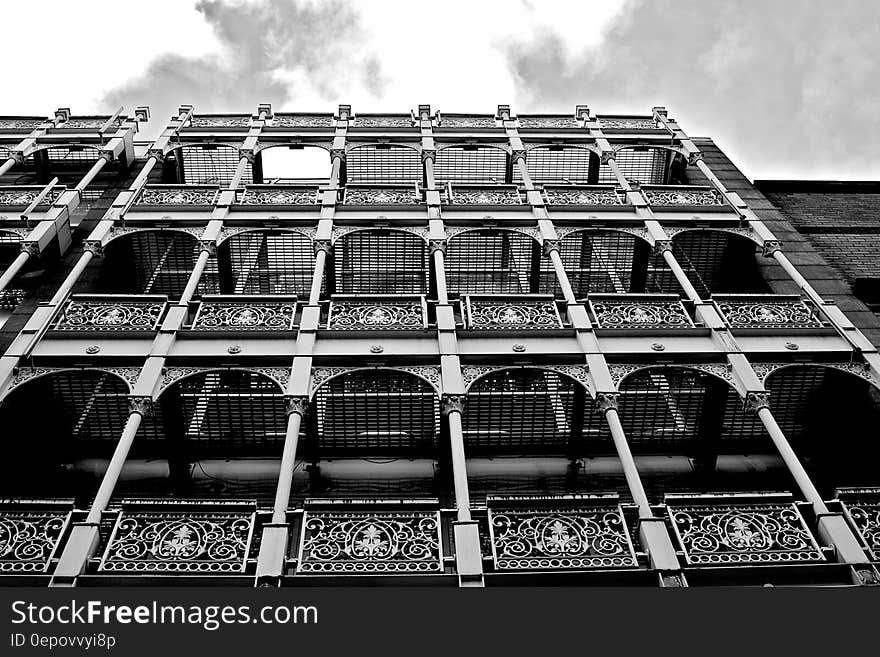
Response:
2,0,878,180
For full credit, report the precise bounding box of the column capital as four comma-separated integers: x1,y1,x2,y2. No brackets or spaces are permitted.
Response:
542,239,560,257
199,240,218,256
429,239,447,255
442,394,466,416
652,240,673,256
511,148,526,163
285,396,309,417
743,391,770,415
98,150,115,163
238,147,256,163
20,241,40,256
128,396,153,416
595,392,620,414
330,147,346,162
762,240,782,257
147,147,165,162
421,148,436,163
313,239,333,256
83,240,104,257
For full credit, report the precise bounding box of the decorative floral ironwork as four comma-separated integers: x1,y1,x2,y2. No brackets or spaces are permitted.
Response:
449,185,522,205
466,298,561,330
298,511,442,574
0,119,48,130
192,302,297,330
517,117,579,129
838,490,880,560
488,507,637,570
238,186,319,205
271,114,334,128
328,299,425,330
438,115,497,129
62,117,118,129
598,117,658,130
667,502,823,565
715,297,823,328
100,510,254,573
342,186,421,205
136,186,220,206
55,299,165,331
0,510,70,573
189,115,250,128
643,186,725,206
0,288,25,310
352,115,413,128
542,185,622,206
0,187,63,206
590,299,693,329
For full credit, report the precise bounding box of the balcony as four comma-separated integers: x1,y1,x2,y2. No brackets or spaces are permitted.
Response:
665,493,825,566
588,294,695,330
98,500,258,574
642,184,727,210
713,295,828,331
132,184,220,209
0,185,65,209
0,500,73,574
52,295,167,332
191,296,298,331
542,184,624,207
486,495,638,571
446,184,523,206
836,488,879,560
236,184,320,207
327,295,428,330
462,295,563,330
341,184,422,207
296,500,444,575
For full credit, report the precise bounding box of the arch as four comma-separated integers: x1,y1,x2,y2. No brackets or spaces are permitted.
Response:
161,143,252,186
26,142,105,156
217,228,314,296
333,228,429,295
345,142,423,184
434,143,510,184
463,365,593,394
310,366,441,398
254,143,332,183
253,141,333,155
447,228,542,296
1,367,134,402
156,366,287,398
668,228,769,296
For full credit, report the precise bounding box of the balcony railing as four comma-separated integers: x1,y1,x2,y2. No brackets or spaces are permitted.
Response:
713,295,826,329
236,184,320,206
837,488,880,560
486,495,638,571
642,184,726,208
188,115,251,128
542,184,623,207
0,500,73,574
517,115,581,130
351,114,414,129
296,500,444,575
447,184,523,206
53,295,167,331
463,295,563,330
133,185,220,208
98,500,257,574
589,294,694,329
665,493,824,566
436,114,498,129
327,295,428,330
341,184,422,206
597,116,661,131
0,185,65,208
191,296,298,331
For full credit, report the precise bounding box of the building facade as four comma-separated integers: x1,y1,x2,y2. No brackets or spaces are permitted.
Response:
0,104,877,587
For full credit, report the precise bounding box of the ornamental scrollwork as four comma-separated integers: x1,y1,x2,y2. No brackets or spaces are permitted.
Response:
517,117,579,129
189,115,251,128
590,299,693,329
20,242,40,256
0,119,49,130
488,506,637,571
461,365,503,390
100,511,255,573
643,187,725,206
594,392,619,414
352,115,414,128
297,511,443,574
438,116,497,129
542,186,622,206
83,240,104,257
63,117,117,129
271,114,334,128
441,394,466,416
743,392,770,415
667,502,823,565
135,186,220,206
0,510,71,573
449,186,522,205
192,302,297,331
54,300,165,331
715,298,823,329
597,117,658,131
0,188,64,206
762,240,783,256
465,298,561,330
839,495,880,560
128,396,154,416
238,186,319,205
342,186,421,205
328,300,425,330
285,396,310,417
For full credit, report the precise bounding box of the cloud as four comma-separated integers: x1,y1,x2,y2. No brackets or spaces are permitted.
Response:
502,0,880,180
102,0,382,132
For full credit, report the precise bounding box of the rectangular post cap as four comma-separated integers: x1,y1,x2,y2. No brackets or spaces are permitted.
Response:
418,104,431,118
337,104,352,120
257,103,273,118
54,108,71,122
134,106,150,122
496,104,512,119
575,105,590,120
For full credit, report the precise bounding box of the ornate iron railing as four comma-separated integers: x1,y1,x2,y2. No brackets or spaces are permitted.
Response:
597,116,659,131
352,114,414,128
487,496,638,571
99,500,257,574
517,115,580,129
0,118,49,130
342,184,422,206
237,184,320,206
54,296,166,331
463,295,563,330
327,295,427,330
642,185,725,207
134,185,220,207
837,488,880,560
542,184,623,206
271,113,334,128
189,115,251,128
437,114,497,129
0,185,65,207
0,500,73,574
297,500,444,575
589,294,694,329
713,295,826,329
191,297,298,331
665,494,824,566
447,184,522,205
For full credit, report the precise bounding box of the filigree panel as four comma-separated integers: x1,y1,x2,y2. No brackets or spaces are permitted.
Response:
517,117,579,129
488,507,637,570
328,299,425,330
189,116,250,128
158,367,288,395
715,298,824,328
598,117,658,130
297,510,442,574
352,115,413,128
543,186,622,206
192,302,297,330
100,510,255,573
0,119,48,130
590,299,693,329
342,186,421,205
0,187,64,206
667,502,823,565
0,509,71,573
839,490,880,560
54,300,165,331
465,298,561,330
643,186,724,206
135,186,220,206
238,186,319,205
438,116,497,129
449,186,522,205
272,114,334,128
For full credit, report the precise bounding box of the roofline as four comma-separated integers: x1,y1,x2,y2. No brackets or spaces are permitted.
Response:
755,180,880,193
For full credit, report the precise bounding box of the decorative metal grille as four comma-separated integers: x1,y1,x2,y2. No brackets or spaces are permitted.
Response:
446,229,539,296
667,499,824,565
335,229,428,295
54,298,165,331
438,115,497,129
192,300,297,330
517,116,580,129
342,185,421,205
0,506,71,573
543,185,622,205
714,296,824,328
465,296,562,329
328,296,426,330
0,119,48,129
598,148,668,184
272,114,334,128
100,505,256,574
62,117,119,129
0,186,64,206
597,117,658,130
448,184,522,205
434,145,508,184
298,509,443,574
237,185,319,205
838,489,880,560
488,503,637,570
135,185,220,206
590,296,693,329
352,115,413,128
346,145,423,184
189,115,251,128
514,147,593,185
642,185,725,206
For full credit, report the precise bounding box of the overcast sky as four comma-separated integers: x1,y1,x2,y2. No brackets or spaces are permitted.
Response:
2,0,878,181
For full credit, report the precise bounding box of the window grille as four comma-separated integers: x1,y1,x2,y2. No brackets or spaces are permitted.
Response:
598,148,668,184
171,146,252,186
446,230,539,296
334,229,427,294
346,145,422,184
434,146,508,184
219,230,314,296
513,146,593,185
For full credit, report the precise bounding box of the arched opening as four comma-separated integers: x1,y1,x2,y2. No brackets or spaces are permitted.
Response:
446,229,541,296
217,230,313,296
162,144,252,186
664,230,770,297
257,144,331,184
333,229,428,295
